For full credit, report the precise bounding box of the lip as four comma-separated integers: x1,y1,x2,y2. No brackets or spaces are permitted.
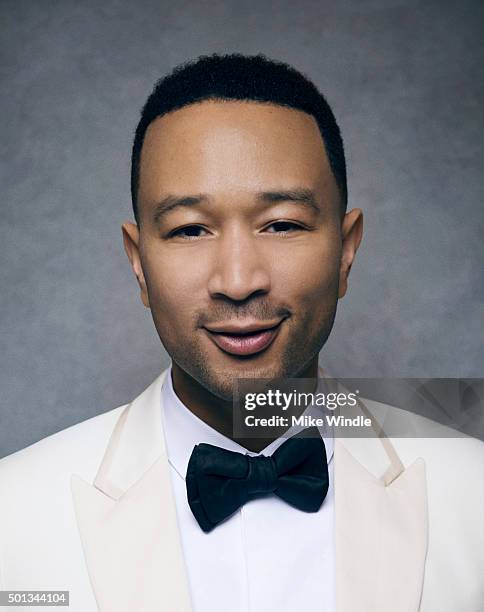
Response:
204,319,284,334
204,319,285,357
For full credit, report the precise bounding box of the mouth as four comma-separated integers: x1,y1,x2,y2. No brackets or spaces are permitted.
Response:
203,318,286,357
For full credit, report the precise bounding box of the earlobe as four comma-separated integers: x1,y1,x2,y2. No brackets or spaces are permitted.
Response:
121,221,150,308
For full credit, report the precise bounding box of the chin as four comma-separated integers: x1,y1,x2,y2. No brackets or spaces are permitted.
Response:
205,359,295,400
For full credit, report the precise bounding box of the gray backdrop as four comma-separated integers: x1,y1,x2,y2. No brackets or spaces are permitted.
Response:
1,0,483,458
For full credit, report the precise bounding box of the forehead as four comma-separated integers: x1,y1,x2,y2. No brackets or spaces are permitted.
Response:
138,100,335,205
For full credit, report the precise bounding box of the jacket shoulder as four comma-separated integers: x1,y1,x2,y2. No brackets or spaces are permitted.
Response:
365,397,484,472
0,404,127,487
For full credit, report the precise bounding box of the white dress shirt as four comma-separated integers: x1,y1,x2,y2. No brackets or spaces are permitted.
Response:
160,366,335,612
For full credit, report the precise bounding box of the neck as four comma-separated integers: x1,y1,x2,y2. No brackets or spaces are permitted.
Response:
171,358,320,453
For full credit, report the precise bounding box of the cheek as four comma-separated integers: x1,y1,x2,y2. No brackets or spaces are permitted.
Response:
272,239,341,303
142,248,207,327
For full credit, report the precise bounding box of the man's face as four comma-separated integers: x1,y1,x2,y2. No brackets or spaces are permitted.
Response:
124,100,362,400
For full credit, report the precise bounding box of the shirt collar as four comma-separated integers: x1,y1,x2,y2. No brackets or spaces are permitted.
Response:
161,364,334,480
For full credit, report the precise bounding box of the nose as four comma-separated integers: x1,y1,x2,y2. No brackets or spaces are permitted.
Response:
207,226,271,301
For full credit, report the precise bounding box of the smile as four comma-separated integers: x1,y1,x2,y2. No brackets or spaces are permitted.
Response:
203,319,285,357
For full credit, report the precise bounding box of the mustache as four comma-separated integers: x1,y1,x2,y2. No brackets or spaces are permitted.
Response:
196,301,292,327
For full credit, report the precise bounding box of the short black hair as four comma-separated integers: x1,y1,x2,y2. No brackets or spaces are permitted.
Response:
131,53,347,225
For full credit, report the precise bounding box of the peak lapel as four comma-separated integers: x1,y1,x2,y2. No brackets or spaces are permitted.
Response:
335,441,428,612
70,369,192,612
329,380,429,612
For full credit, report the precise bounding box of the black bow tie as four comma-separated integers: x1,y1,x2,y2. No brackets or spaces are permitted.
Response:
186,427,329,533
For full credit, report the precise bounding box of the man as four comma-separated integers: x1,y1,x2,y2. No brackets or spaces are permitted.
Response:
0,54,482,612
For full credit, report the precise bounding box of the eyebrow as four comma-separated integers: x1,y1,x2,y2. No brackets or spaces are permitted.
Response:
151,188,321,224
255,189,320,213
152,194,207,224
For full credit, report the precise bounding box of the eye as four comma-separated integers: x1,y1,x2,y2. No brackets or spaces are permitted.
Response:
168,225,209,239
264,221,306,234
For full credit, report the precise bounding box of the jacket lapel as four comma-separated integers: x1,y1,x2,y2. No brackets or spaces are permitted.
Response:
71,367,428,612
332,384,429,612
70,369,192,612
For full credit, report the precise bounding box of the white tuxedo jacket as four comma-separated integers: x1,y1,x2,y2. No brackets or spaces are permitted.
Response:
0,368,483,611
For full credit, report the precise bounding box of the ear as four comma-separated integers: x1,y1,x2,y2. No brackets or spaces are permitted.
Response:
338,208,363,299
121,221,150,308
